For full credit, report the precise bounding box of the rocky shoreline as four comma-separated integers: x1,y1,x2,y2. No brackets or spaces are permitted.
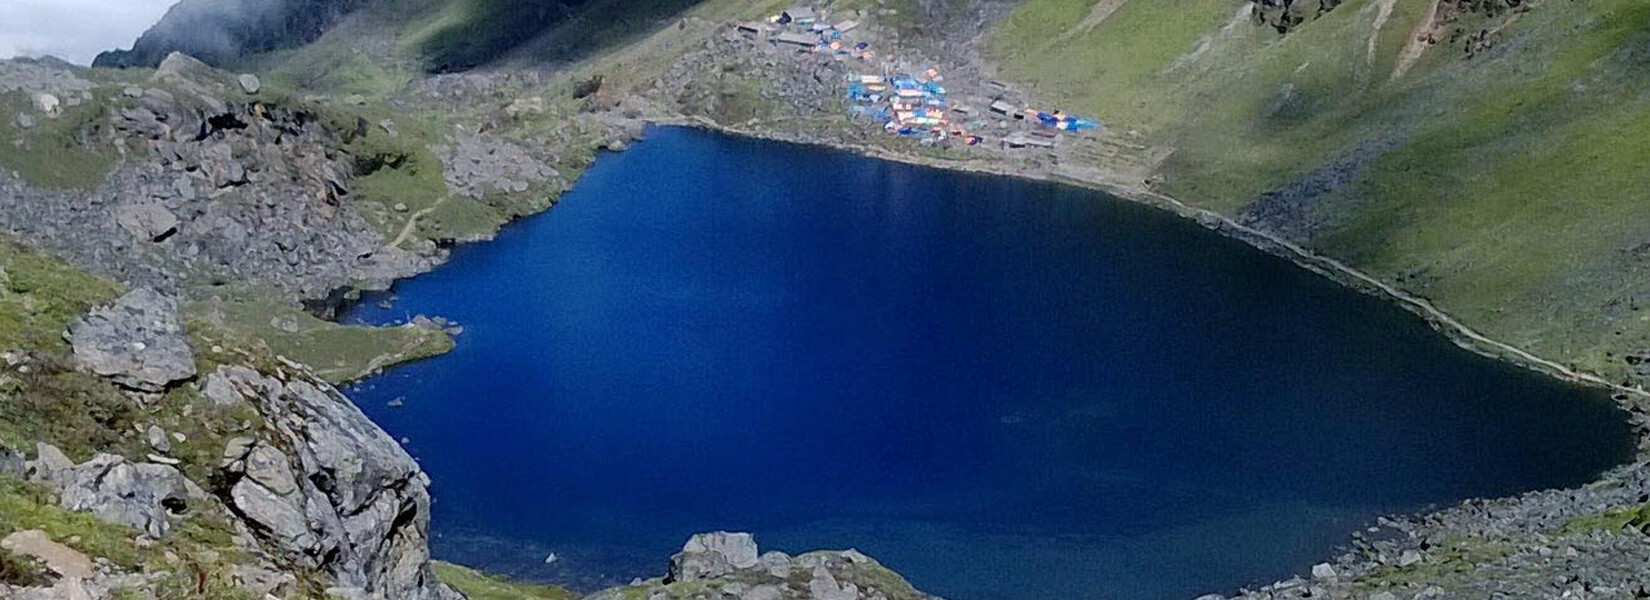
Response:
647,119,1650,600
3,1,1650,595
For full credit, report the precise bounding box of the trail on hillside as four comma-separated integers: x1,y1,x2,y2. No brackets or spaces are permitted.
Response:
1051,0,1130,46
1165,4,1254,73
1367,0,1401,67
1391,0,1445,80
388,195,449,249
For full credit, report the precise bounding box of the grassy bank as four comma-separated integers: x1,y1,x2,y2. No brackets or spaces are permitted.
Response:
986,0,1650,387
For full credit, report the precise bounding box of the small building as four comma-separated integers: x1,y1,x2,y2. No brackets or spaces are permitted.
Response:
988,80,1011,90
952,105,973,116
782,7,818,24
1004,133,1056,149
773,32,818,48
834,20,860,33
735,21,768,35
989,100,1016,116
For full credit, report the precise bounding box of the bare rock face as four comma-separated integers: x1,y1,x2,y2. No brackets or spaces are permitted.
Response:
67,288,196,392
669,531,762,582
210,365,459,600
33,449,205,539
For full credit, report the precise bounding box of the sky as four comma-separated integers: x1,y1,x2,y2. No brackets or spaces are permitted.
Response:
0,0,177,65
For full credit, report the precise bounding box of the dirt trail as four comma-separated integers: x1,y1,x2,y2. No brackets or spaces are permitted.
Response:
1051,0,1131,46
1390,0,1445,81
387,195,448,249
1366,0,1401,67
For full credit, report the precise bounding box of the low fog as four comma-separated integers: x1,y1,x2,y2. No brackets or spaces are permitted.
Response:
0,0,177,64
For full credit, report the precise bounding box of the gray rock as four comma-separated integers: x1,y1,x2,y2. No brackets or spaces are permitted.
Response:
232,564,297,597
759,550,791,579
203,371,243,407
808,565,859,600
237,73,262,95
212,365,457,600
0,447,25,479
222,436,256,466
1310,562,1337,580
145,424,170,453
56,454,200,539
669,531,761,582
1397,549,1422,567
741,584,783,600
231,478,319,551
29,442,74,482
15,113,34,129
243,444,299,496
31,92,60,115
200,142,248,188
114,201,180,242
270,314,302,333
68,288,196,392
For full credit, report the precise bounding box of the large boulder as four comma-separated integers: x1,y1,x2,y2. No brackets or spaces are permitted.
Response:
114,202,181,243
237,73,261,95
67,287,196,392
591,535,940,600
53,454,204,539
210,365,458,600
668,531,761,582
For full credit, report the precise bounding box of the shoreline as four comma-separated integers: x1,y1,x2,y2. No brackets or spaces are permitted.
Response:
652,117,1650,417
342,117,1650,597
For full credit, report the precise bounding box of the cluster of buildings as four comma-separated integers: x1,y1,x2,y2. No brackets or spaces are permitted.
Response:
736,6,1102,149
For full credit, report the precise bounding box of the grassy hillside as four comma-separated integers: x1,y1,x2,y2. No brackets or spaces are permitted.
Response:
988,0,1650,385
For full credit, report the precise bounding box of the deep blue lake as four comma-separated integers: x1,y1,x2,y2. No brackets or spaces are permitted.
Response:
343,127,1634,600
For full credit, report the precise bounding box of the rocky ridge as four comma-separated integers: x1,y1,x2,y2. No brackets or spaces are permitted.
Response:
585,532,941,600
2,277,459,599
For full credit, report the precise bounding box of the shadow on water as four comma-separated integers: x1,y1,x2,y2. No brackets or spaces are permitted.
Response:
343,127,1636,600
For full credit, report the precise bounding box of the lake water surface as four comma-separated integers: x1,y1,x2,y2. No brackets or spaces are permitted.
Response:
344,127,1634,599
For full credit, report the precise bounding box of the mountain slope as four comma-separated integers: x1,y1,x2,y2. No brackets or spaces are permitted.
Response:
988,0,1650,386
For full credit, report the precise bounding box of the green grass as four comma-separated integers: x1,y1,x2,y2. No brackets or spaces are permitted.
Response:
0,238,121,351
1356,536,1509,589
432,561,577,600
986,0,1650,385
0,90,117,189
0,477,265,599
1559,502,1650,536
188,296,454,384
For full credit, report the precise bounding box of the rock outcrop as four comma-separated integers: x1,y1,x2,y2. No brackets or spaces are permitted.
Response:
93,0,375,68
67,287,196,392
0,58,436,299
668,531,762,582
588,533,941,600
47,453,206,539
209,365,458,600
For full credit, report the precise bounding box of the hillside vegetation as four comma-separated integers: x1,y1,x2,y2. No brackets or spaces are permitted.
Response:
989,0,1650,386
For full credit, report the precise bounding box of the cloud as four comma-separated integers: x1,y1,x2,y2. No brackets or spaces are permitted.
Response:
0,0,178,65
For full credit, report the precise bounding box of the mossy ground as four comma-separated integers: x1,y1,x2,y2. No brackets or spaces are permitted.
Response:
1559,502,1650,536
0,231,334,599
187,295,454,385
1355,536,1509,590
432,561,578,600
0,89,117,189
